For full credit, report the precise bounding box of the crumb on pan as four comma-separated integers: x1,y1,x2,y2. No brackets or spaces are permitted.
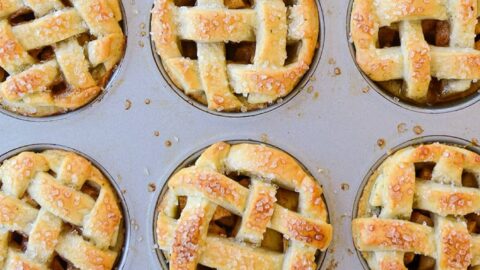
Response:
413,125,424,135
377,138,386,149
124,99,132,110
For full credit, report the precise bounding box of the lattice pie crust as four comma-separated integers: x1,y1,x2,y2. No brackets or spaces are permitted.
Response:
0,0,125,116
0,149,124,270
152,0,319,112
353,143,480,270
156,142,332,269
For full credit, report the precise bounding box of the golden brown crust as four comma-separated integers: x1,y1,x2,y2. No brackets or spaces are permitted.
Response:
156,142,332,269
151,0,319,112
353,143,480,269
350,0,480,103
0,149,124,270
352,218,435,256
0,0,125,117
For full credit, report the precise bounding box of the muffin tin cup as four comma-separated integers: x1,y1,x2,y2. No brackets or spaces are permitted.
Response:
345,0,480,114
0,2,129,122
351,135,480,269
150,139,331,269
149,1,325,118
0,144,132,270
2,0,480,269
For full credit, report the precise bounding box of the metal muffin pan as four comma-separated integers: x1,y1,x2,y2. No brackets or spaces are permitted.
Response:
1,0,480,269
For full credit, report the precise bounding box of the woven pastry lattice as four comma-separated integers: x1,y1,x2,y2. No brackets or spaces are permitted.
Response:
151,0,319,112
156,142,332,269
0,150,123,270
0,0,125,116
353,143,480,269
351,0,480,103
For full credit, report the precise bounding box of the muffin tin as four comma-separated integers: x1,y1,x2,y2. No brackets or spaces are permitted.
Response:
153,140,331,269
352,136,480,270
2,0,480,269
0,144,131,269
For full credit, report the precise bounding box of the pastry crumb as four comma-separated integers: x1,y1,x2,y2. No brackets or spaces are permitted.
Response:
309,75,317,82
124,99,132,110
154,131,160,137
341,183,350,191
334,67,341,76
472,138,479,146
413,125,424,135
144,98,151,105
148,183,156,192
165,140,172,147
328,58,336,65
397,123,407,134
325,258,338,270
313,92,319,99
260,133,269,143
362,86,370,93
306,85,314,93
377,138,386,149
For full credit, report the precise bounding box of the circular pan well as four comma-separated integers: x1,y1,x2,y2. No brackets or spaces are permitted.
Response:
352,135,480,269
149,1,325,118
0,144,130,270
346,0,480,114
0,1,129,122
153,140,330,269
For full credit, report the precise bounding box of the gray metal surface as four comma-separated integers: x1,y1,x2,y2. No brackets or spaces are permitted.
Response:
1,0,479,269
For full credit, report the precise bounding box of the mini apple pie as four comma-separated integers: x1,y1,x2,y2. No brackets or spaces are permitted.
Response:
351,0,480,106
156,142,332,269
0,149,124,269
0,0,125,116
151,0,319,112
353,143,480,269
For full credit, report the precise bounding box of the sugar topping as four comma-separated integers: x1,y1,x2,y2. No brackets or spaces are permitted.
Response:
439,192,474,212
246,188,276,230
441,225,472,269
171,209,205,266
286,216,326,245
